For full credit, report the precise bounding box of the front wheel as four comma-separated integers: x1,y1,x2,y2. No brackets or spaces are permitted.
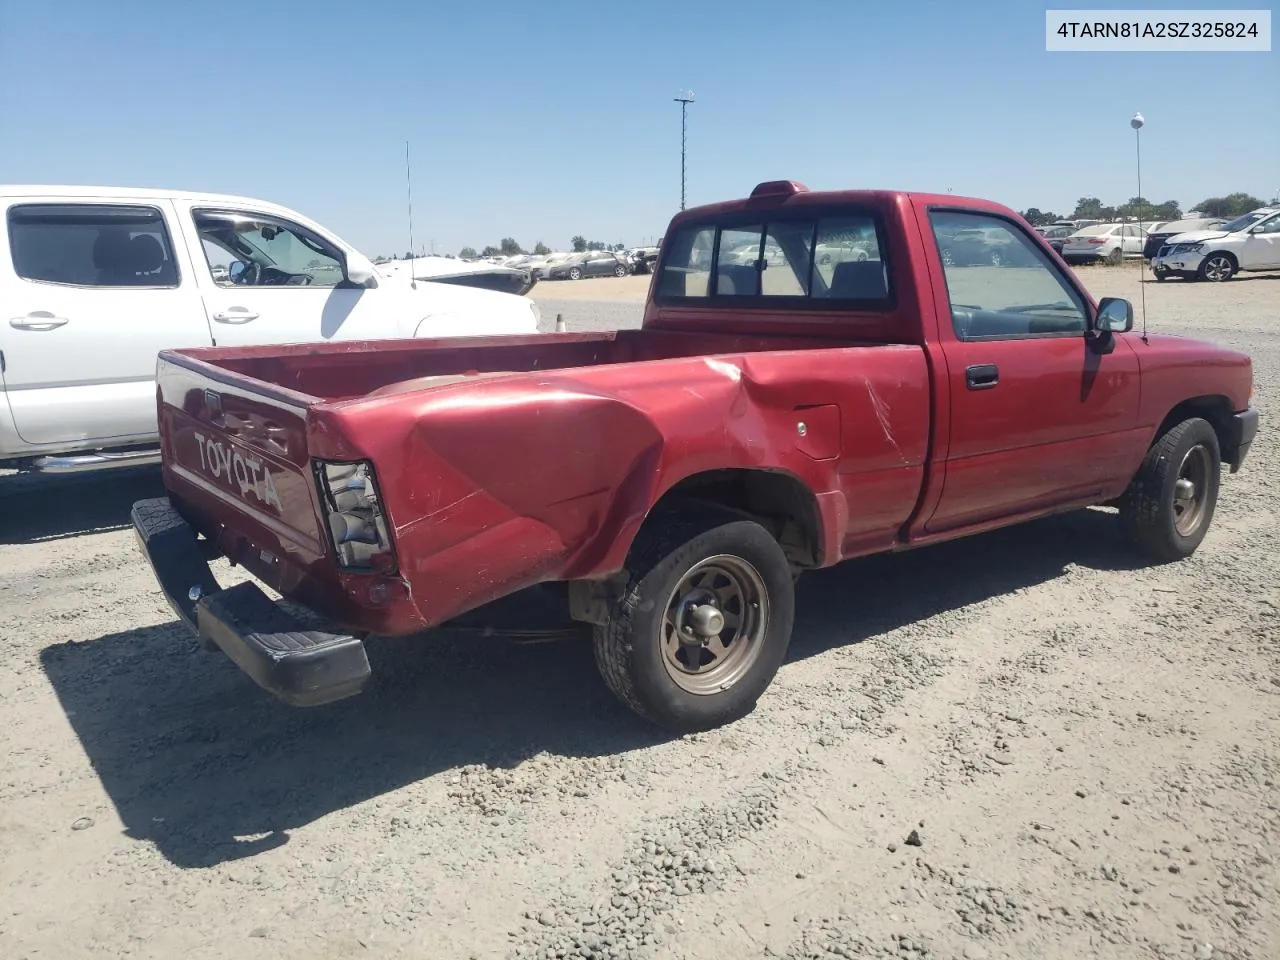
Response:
1198,253,1236,282
614,264,628,277
593,510,795,733
1119,417,1221,562
568,266,583,280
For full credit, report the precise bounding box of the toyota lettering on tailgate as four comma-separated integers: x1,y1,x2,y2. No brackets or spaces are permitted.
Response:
192,431,284,511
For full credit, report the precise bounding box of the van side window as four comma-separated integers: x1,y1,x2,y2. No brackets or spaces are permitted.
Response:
7,203,180,288
928,211,1089,340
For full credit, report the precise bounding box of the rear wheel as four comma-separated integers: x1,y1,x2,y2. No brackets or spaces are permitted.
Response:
1119,417,1221,562
568,266,583,280
614,264,628,277
1107,246,1123,265
593,507,795,733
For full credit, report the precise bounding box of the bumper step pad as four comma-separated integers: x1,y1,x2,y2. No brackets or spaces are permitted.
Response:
132,497,371,707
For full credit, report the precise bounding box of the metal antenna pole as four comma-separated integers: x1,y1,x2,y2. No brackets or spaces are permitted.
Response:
674,91,695,210
1131,112,1147,342
405,140,415,260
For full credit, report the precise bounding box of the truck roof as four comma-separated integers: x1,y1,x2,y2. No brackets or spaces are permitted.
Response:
0,183,295,212
671,181,1016,223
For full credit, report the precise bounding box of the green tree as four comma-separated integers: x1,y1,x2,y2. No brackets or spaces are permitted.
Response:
1193,193,1264,217
571,235,587,253
404,251,414,260
481,245,501,258
586,240,605,251
499,237,524,256
1019,208,1061,226
1151,200,1182,220
459,247,478,259
533,241,551,256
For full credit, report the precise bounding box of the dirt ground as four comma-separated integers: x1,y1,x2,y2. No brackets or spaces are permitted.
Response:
2,264,1277,960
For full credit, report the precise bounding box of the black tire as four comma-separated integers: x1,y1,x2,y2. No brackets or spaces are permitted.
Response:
1197,252,1236,282
1107,246,1123,265
568,266,582,280
1119,417,1221,563
593,507,796,733
614,264,627,277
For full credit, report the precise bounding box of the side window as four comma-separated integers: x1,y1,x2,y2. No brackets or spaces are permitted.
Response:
193,210,346,288
7,203,179,288
929,211,1088,340
657,224,715,298
1255,215,1280,234
811,217,887,300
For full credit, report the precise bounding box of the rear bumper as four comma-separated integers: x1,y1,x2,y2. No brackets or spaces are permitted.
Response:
1226,407,1259,473
131,497,371,707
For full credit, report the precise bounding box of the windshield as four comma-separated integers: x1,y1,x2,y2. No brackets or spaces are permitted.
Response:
1221,210,1271,232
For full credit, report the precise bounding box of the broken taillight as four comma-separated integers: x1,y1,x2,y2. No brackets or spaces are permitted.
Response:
314,460,397,572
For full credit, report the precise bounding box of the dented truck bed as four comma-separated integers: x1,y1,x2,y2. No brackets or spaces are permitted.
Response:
133,324,930,705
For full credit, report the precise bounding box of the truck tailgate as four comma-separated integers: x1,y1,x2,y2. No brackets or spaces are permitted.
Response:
156,352,329,580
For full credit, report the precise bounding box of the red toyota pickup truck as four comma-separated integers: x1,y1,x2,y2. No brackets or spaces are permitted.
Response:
132,182,1258,733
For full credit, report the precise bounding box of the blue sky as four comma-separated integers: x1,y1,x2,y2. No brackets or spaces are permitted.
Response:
1,0,1275,257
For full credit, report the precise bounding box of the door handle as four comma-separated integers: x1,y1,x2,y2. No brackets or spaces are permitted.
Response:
10,312,69,331
966,363,999,390
212,309,259,324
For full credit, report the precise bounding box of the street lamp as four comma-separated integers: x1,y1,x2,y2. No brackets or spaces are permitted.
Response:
1131,111,1148,340
674,91,695,210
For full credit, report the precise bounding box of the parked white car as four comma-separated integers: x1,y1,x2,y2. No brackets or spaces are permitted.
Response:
0,185,543,473
1150,207,1280,282
1059,222,1146,265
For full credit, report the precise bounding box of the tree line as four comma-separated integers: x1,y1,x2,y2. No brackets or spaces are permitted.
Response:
1020,192,1274,226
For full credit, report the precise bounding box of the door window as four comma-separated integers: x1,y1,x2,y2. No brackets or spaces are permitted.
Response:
193,210,347,287
7,203,179,287
928,211,1089,340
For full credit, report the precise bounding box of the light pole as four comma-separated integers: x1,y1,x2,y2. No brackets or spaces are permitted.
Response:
674,91,695,210
1131,111,1148,340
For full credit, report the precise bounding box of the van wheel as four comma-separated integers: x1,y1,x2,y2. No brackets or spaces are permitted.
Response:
593,507,795,733
1119,417,1221,562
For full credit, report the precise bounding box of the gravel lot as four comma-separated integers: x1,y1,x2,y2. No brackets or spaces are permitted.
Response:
2,265,1277,960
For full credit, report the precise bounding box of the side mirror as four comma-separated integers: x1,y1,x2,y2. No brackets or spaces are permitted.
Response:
345,252,378,288
227,260,247,282
1095,297,1133,333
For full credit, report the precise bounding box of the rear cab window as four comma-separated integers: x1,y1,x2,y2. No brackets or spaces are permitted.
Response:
7,202,180,287
655,210,892,310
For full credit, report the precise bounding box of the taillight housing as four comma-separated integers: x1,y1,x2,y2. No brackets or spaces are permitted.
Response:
314,460,397,573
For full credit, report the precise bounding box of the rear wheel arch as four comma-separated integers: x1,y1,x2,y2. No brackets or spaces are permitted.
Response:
640,468,826,571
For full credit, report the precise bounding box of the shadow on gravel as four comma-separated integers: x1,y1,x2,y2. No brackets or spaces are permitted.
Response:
787,505,1144,660
0,467,165,544
41,506,1142,869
